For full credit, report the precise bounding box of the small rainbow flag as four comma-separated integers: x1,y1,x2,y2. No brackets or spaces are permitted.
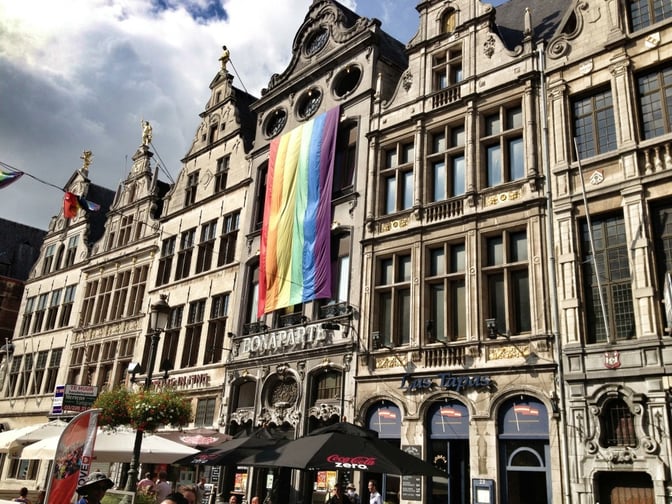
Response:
259,107,340,317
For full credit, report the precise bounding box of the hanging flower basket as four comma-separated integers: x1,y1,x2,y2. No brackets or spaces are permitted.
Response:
94,387,192,433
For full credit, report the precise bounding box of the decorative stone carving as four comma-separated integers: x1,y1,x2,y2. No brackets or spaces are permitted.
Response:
483,35,495,58
401,70,413,91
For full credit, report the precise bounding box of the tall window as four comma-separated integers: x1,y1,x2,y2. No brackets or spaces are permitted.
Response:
196,220,217,273
59,285,76,327
7,356,22,397
254,163,268,231
20,297,35,336
42,244,55,275
441,9,457,34
80,280,98,326
245,263,260,326
581,214,634,343
64,235,78,267
195,397,217,427
331,234,350,303
573,89,617,159
205,293,229,364
45,349,62,394
30,351,49,395
185,171,199,207
629,0,672,31
429,123,466,200
156,236,176,286
218,212,240,267
426,242,466,342
160,306,183,375
381,142,414,214
175,229,196,280
484,230,530,335
375,253,412,347
118,216,133,247
433,46,462,90
638,65,672,140
93,276,114,324
601,399,637,447
214,156,230,193
182,299,205,368
127,266,148,316
333,123,357,194
45,289,61,331
483,105,524,186
110,271,131,320
32,293,49,333
313,370,342,401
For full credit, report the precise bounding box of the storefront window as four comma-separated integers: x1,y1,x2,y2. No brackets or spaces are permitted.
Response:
498,396,551,504
367,403,402,504
427,401,468,504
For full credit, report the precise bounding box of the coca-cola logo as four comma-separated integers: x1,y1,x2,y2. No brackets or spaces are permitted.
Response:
326,454,376,469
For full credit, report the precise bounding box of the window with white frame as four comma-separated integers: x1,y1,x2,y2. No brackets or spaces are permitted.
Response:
637,65,672,140
483,230,531,335
483,105,524,186
196,220,217,273
374,253,412,347
182,300,205,368
381,142,414,214
175,229,196,280
429,123,466,201
426,241,466,343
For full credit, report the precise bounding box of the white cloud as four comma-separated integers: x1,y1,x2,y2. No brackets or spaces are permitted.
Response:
0,0,415,230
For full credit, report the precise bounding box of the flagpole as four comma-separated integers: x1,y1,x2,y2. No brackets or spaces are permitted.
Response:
573,138,611,342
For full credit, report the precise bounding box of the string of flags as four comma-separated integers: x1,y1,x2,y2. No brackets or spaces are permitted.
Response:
0,162,101,218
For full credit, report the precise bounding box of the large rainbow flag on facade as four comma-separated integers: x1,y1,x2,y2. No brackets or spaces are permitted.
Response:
258,106,340,317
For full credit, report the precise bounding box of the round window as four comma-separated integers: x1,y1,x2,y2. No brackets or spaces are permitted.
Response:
305,28,328,56
297,88,322,119
333,65,362,98
265,109,287,138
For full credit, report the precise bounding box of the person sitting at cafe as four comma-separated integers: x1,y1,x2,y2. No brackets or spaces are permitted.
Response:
76,473,115,504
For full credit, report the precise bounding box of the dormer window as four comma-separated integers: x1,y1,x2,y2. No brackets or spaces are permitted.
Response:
441,9,457,34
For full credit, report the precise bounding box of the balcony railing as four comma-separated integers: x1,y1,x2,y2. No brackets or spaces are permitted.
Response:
431,85,461,109
425,197,465,224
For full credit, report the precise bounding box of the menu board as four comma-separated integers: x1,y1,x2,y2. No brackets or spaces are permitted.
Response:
401,445,422,501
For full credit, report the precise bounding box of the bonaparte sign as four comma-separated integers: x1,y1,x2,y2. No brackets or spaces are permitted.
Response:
400,372,492,392
240,324,329,355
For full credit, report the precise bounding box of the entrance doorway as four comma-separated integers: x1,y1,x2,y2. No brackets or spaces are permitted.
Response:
595,472,654,504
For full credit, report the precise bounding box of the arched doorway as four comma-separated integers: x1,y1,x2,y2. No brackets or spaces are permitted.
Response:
498,396,551,504
366,403,402,504
426,401,469,504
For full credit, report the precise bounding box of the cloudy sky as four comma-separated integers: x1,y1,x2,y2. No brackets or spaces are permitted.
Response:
0,0,420,230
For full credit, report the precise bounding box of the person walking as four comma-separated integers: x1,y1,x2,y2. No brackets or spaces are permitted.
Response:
138,472,156,497
155,471,173,503
75,473,115,504
327,483,352,504
367,481,381,504
346,484,360,504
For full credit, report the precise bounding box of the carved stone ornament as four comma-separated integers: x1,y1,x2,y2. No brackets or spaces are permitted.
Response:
308,402,341,422
483,35,495,58
401,70,413,91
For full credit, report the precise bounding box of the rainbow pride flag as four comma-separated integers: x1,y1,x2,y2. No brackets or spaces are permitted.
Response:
258,107,340,317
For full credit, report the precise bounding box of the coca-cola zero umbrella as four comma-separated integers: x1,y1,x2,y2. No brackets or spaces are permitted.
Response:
237,422,445,477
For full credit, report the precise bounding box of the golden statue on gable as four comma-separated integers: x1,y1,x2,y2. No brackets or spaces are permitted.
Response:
141,120,153,146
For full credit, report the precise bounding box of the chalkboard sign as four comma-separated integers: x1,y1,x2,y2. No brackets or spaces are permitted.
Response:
401,445,422,501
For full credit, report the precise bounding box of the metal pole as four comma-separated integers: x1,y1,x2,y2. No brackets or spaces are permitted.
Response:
124,329,161,492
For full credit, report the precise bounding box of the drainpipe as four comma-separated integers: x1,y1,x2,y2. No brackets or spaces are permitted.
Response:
538,43,572,504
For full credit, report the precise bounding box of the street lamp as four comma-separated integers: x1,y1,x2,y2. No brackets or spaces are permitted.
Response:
124,294,171,493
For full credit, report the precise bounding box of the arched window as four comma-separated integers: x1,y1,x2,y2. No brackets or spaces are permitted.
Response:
441,10,457,34
498,396,551,504
601,398,636,447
